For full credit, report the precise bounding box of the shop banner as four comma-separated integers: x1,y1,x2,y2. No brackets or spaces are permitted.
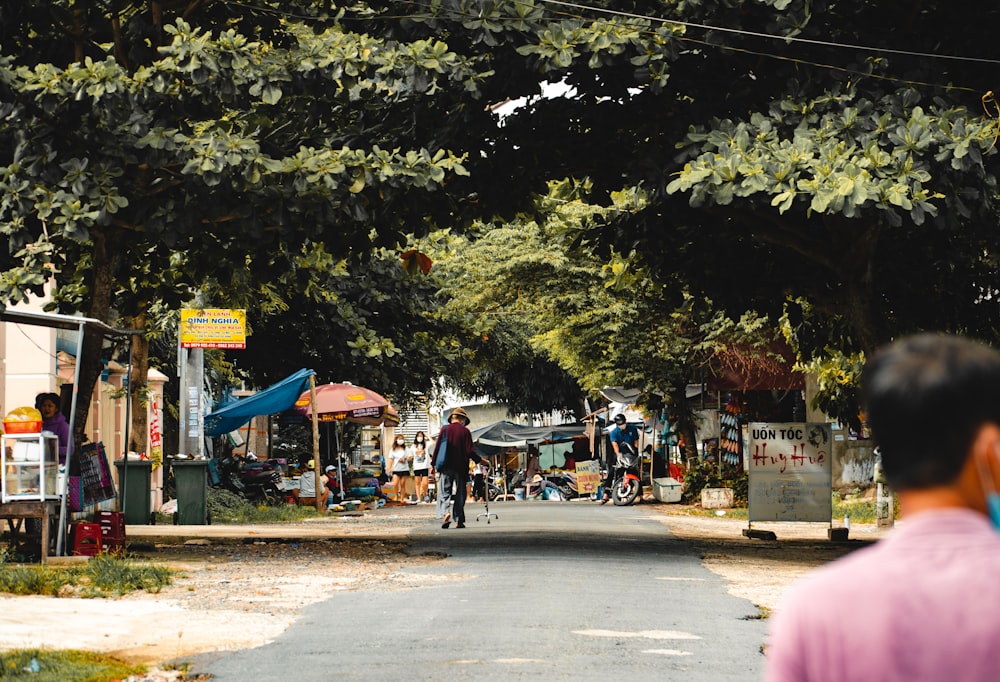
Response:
575,459,601,495
748,422,832,523
180,308,246,349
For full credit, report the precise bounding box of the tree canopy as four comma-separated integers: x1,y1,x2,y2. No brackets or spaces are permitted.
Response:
2,0,999,432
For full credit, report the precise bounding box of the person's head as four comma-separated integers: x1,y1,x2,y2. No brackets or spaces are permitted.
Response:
35,392,60,418
613,413,627,427
325,465,335,475
862,334,1000,491
449,408,470,426
415,431,426,442
393,434,406,448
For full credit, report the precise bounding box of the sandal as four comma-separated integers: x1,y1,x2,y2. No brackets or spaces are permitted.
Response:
441,512,451,529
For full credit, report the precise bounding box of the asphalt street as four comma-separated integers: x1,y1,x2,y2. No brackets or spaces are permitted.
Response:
189,501,768,681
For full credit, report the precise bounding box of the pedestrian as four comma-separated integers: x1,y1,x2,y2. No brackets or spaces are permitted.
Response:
35,392,69,463
295,459,328,509
601,413,638,504
765,333,1000,682
387,434,412,504
433,407,485,529
412,431,431,503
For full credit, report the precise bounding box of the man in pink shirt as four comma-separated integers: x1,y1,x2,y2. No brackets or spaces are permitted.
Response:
766,334,1000,682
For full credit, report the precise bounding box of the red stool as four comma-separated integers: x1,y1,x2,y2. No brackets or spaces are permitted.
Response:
71,522,103,556
96,511,126,551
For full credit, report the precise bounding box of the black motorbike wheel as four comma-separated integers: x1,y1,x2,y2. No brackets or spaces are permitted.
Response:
612,479,640,506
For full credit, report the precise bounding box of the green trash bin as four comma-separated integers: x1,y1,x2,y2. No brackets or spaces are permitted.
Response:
171,459,209,525
115,460,153,525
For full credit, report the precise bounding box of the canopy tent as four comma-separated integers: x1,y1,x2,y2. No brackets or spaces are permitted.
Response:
472,420,588,448
471,421,590,468
204,368,315,437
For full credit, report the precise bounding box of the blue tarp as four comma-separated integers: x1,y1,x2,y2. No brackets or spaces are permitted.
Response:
204,368,314,437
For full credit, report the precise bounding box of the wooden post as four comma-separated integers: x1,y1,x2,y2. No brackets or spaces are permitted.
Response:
309,375,322,512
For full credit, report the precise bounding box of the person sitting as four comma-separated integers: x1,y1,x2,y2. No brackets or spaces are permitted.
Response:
294,459,328,508
527,474,561,500
323,465,344,505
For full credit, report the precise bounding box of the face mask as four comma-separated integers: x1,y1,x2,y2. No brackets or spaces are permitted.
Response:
977,448,1000,531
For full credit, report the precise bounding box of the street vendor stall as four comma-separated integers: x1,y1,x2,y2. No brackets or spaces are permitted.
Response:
0,309,137,560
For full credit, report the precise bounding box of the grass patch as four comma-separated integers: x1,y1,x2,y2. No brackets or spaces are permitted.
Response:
205,488,324,524
0,554,171,597
0,649,144,681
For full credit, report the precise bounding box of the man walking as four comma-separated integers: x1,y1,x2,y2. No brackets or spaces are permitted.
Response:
766,334,1000,681
434,408,485,529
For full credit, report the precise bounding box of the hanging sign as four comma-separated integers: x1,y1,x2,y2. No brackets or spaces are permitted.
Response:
180,309,246,349
748,422,832,523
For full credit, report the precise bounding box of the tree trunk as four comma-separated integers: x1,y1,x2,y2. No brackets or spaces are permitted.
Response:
74,227,121,449
126,310,150,454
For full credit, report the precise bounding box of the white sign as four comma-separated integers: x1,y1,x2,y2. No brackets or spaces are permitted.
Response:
748,422,832,523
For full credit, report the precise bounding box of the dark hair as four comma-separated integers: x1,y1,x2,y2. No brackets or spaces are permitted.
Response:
862,334,1000,490
34,392,60,410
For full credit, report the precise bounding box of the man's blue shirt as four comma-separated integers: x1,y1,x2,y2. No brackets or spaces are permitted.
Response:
610,423,639,447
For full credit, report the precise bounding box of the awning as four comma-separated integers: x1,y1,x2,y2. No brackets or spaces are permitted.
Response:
471,420,588,449
204,368,315,436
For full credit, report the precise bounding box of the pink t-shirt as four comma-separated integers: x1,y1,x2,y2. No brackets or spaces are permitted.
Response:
765,509,1000,682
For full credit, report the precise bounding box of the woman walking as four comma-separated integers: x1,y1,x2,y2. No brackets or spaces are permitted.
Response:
412,431,431,503
388,434,412,504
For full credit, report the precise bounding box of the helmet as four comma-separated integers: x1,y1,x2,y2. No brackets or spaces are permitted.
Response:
613,414,627,426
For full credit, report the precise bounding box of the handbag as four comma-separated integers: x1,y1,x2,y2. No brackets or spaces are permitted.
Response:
434,433,448,470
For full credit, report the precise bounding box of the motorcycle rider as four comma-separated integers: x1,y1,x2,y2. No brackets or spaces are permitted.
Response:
600,413,639,504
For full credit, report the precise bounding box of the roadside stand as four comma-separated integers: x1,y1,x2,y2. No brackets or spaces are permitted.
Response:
0,309,136,561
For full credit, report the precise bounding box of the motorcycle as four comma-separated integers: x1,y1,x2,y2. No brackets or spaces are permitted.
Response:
611,443,642,506
216,454,285,503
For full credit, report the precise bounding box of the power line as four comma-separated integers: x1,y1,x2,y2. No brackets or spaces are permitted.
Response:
537,0,1000,66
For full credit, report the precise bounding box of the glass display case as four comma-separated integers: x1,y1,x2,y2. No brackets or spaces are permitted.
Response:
1,433,59,503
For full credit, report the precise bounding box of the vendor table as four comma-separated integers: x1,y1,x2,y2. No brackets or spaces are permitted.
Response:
0,500,59,562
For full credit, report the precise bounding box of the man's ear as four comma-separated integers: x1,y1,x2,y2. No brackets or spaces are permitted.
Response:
964,423,1000,499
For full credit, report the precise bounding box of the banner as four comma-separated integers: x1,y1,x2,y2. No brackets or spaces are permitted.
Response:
747,422,832,523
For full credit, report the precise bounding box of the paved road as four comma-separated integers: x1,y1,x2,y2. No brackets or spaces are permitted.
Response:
189,501,768,681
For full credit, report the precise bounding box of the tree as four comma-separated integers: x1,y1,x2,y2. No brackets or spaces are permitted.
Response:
427,179,781,447
4,0,999,437
0,3,476,442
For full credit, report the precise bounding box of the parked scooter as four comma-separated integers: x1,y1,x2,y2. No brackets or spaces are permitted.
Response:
611,443,642,505
217,454,284,503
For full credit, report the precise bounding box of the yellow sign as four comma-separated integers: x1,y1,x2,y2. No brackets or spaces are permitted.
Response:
180,309,246,349
575,459,601,494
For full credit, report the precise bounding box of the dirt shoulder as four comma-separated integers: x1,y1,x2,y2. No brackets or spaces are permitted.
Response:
0,504,886,669
649,507,886,613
